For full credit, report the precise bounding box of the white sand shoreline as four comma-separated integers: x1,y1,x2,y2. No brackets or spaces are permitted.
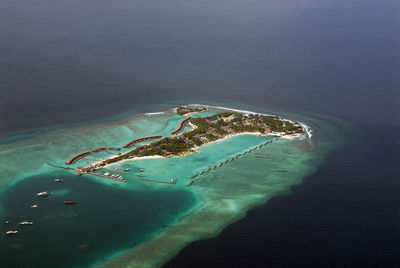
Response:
101,130,301,169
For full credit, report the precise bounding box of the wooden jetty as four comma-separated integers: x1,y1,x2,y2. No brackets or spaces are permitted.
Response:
139,178,177,184
88,172,126,182
102,167,128,174
47,163,76,170
92,146,106,153
123,135,163,149
83,157,102,162
170,116,191,135
66,151,91,165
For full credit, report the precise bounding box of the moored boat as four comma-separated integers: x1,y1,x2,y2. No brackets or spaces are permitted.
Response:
64,201,77,205
6,231,18,235
36,191,49,197
19,221,33,225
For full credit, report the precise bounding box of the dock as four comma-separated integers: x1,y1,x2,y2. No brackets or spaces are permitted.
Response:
139,178,177,184
192,139,277,180
123,135,163,149
46,163,76,170
102,167,128,174
170,116,191,135
92,146,106,153
88,172,126,182
66,151,92,165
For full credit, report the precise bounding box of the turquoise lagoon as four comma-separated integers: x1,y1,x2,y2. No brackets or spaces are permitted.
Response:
0,105,345,267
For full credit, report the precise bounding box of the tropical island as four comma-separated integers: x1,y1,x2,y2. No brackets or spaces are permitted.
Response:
74,107,305,173
176,106,208,116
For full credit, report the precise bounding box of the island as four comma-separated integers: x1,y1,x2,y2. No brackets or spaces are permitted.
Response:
176,106,208,116
72,107,305,173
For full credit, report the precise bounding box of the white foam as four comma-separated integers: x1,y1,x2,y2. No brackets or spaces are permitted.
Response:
298,121,313,139
144,112,166,116
187,103,271,116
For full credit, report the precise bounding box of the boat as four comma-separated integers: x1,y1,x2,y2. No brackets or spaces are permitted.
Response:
4,221,10,224
140,168,144,172
30,204,38,208
124,168,130,171
36,191,49,197
171,179,177,184
54,178,63,182
64,201,77,205
5,231,18,235
19,221,33,225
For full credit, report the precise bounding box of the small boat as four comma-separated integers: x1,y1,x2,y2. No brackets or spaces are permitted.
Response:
36,191,49,197
54,178,63,182
64,201,77,205
30,204,38,208
171,179,177,184
140,168,144,172
5,231,18,235
124,168,130,171
19,221,33,225
4,221,10,224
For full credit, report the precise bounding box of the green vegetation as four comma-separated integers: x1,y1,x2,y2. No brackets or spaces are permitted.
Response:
88,112,304,169
176,106,208,116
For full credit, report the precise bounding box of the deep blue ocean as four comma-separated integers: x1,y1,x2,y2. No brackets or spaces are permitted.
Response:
1,0,399,267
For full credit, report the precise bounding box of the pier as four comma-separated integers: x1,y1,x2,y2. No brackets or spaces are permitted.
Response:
87,172,126,182
47,163,76,170
123,135,163,149
92,146,106,153
192,139,277,180
139,178,177,184
66,151,92,165
102,167,128,174
170,116,191,135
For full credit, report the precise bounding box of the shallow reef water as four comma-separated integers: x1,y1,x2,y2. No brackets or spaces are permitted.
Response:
0,106,345,267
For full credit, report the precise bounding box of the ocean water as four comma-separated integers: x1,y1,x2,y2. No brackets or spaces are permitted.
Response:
0,171,197,267
1,0,399,267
